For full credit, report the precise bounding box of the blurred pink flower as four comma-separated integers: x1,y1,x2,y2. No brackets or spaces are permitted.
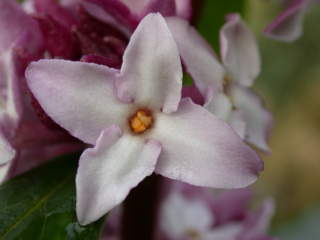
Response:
155,181,276,240
26,13,263,225
100,180,277,240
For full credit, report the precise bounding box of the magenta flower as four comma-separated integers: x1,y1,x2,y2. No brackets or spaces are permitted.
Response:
167,14,273,152
264,0,317,42
26,14,262,225
0,0,81,182
155,181,276,240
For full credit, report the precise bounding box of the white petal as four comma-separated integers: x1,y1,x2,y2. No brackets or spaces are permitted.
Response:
220,14,260,87
76,126,161,225
167,17,225,101
205,93,232,121
228,109,247,139
116,13,182,113
160,191,213,239
26,59,130,144
153,98,263,189
230,85,273,152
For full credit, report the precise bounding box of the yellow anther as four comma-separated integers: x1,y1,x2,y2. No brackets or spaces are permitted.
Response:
129,109,153,134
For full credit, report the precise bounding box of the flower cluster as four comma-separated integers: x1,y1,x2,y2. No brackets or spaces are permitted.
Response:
0,0,274,235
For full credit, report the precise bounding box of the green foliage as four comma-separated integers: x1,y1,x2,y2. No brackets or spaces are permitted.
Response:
0,155,105,240
196,0,246,51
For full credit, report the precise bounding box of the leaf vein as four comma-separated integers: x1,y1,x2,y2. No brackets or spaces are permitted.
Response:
0,175,73,238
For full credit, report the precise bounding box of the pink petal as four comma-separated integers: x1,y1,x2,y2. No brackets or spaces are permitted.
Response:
116,14,182,113
242,199,275,238
84,0,139,31
0,0,43,132
230,85,273,153
0,0,43,54
119,0,150,16
153,98,263,189
175,0,192,20
76,126,161,225
26,59,130,144
264,0,310,42
166,17,225,101
144,0,176,17
81,1,132,37
220,14,260,87
0,52,23,135
212,189,253,225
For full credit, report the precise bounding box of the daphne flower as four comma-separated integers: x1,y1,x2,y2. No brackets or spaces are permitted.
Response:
156,181,276,240
264,0,316,42
27,14,262,225
167,14,273,152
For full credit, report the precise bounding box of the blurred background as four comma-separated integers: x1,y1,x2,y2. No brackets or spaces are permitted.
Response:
195,0,320,238
248,0,320,239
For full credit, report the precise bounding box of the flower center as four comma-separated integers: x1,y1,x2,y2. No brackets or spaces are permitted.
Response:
186,229,201,240
129,109,153,134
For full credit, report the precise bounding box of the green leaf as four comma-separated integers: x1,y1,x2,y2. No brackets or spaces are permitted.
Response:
0,155,105,240
196,0,246,51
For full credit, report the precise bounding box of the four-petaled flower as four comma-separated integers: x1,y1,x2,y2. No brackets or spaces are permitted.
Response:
27,14,263,225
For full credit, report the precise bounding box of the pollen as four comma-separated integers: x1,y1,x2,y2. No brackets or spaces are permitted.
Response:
129,109,153,134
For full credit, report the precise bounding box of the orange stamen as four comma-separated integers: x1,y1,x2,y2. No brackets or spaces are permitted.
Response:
129,109,153,134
